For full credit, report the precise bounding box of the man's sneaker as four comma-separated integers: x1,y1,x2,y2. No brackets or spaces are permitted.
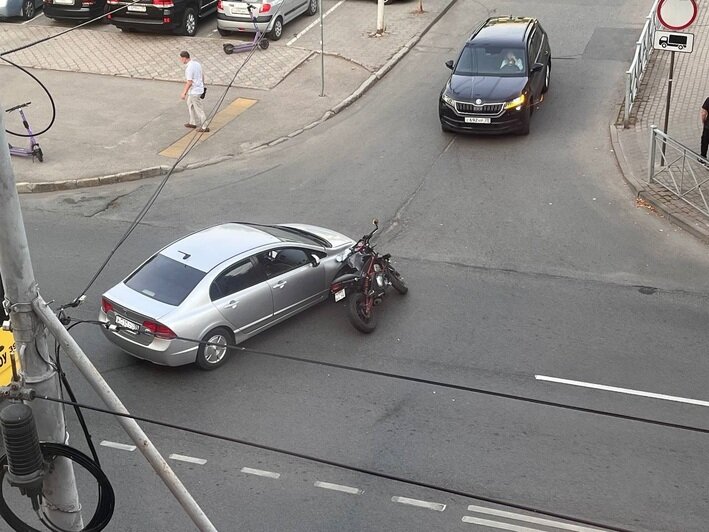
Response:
185,123,197,129
197,127,210,133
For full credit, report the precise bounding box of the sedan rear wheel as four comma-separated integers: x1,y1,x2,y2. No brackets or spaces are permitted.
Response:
268,17,283,40
196,327,232,370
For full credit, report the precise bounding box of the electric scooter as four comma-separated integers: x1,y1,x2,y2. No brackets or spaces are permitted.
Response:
222,4,270,55
6,102,43,162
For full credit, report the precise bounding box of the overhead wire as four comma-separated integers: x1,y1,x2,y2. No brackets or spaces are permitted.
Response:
33,392,633,532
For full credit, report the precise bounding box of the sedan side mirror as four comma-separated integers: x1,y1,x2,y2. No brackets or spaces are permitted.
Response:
531,62,544,73
445,60,454,70
310,254,321,267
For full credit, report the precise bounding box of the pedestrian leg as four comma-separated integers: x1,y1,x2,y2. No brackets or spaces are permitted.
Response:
701,128,709,158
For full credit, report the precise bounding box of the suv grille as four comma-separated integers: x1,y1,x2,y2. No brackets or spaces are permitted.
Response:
455,102,503,115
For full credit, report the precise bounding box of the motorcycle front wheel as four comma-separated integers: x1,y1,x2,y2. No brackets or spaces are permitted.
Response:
348,293,377,333
387,265,408,294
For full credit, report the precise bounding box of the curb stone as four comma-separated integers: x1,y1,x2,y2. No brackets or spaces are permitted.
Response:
17,0,459,194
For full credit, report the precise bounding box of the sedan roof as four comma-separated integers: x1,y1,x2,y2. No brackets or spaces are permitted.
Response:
160,223,280,273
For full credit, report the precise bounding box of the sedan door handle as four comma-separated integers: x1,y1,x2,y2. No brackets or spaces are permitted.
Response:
225,300,239,309
273,280,287,289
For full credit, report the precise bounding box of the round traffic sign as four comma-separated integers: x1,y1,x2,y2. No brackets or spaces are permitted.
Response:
657,0,698,30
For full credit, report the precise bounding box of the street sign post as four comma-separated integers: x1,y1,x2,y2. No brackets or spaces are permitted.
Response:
653,30,694,53
655,0,698,164
657,0,698,30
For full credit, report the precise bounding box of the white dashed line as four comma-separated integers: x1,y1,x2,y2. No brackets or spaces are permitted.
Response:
462,516,544,532
391,496,446,511
100,440,136,452
466,505,606,532
286,0,345,46
314,481,363,495
169,454,207,465
535,375,709,407
240,467,281,479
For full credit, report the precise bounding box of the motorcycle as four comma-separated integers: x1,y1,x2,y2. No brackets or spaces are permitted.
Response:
330,219,408,333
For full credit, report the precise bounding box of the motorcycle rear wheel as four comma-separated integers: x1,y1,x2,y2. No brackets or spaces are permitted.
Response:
348,293,377,333
387,265,408,294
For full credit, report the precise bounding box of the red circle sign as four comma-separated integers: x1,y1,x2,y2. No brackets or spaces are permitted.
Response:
657,0,698,30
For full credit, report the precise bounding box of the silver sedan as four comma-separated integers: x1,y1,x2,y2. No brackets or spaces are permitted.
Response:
99,222,354,370
0,0,41,18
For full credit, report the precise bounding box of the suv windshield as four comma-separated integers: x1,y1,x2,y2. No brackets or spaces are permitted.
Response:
126,254,205,306
455,44,526,77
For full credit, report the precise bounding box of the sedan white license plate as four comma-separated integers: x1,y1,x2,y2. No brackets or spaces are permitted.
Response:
53,0,74,4
115,314,140,332
334,289,346,302
464,117,491,124
127,4,147,11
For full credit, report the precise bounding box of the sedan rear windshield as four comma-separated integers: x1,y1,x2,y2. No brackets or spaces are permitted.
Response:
125,254,205,306
455,45,526,77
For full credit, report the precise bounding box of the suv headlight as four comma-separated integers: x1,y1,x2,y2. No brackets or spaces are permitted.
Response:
504,94,525,110
441,92,455,107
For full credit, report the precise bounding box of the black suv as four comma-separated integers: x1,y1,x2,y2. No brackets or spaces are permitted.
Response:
439,16,551,135
106,0,216,36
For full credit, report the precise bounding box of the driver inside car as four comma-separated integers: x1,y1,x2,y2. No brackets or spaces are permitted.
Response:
500,50,523,71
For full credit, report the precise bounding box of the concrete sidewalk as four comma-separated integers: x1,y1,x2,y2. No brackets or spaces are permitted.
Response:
611,3,709,241
1,0,455,192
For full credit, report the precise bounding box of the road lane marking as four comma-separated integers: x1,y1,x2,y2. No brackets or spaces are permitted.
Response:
535,375,709,407
314,481,362,495
241,467,281,479
169,453,207,465
100,440,136,452
467,505,605,532
159,97,257,158
391,496,445,511
22,12,44,24
286,0,345,46
462,516,544,531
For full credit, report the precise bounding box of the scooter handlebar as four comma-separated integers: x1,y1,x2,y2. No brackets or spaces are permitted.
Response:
5,102,31,113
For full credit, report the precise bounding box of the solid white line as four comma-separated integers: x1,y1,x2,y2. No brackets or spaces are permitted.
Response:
169,454,207,465
462,516,545,532
100,440,136,452
314,481,362,494
535,375,709,407
467,505,605,532
22,12,44,24
240,467,281,479
286,0,345,46
391,496,446,511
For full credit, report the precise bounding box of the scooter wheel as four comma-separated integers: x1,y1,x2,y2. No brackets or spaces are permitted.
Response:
33,145,43,163
259,38,269,50
223,43,234,55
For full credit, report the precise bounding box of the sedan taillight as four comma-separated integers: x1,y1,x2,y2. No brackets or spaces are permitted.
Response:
152,0,174,6
142,320,177,340
101,298,114,314
217,0,222,9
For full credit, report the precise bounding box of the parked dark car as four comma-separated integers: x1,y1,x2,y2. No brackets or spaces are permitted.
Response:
106,0,216,36
439,16,551,135
43,0,106,21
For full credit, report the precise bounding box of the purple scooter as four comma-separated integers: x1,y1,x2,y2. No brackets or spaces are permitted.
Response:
222,4,270,55
6,101,43,163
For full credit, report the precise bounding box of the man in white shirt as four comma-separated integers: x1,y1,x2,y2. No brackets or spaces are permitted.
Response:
499,50,523,72
179,51,209,132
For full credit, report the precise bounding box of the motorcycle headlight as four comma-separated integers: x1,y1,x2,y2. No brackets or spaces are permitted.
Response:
504,94,526,110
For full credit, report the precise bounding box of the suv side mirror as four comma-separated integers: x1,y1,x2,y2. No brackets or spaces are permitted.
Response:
445,60,454,70
531,62,544,73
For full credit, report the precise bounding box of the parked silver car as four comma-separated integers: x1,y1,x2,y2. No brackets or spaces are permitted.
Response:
0,0,41,18
100,222,354,370
217,0,317,40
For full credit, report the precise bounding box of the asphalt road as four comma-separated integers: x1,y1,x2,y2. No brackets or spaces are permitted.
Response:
8,0,709,531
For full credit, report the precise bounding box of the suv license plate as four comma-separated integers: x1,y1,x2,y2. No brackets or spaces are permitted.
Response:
465,117,491,124
115,314,140,332
334,289,346,302
127,5,146,11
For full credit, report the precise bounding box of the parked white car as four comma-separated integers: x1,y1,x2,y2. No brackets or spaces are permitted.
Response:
217,0,317,40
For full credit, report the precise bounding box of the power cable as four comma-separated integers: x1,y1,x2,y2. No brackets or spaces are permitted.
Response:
64,4,286,310
33,393,632,532
0,443,114,532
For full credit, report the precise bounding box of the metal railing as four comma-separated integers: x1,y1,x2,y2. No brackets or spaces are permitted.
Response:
624,0,661,127
648,126,709,216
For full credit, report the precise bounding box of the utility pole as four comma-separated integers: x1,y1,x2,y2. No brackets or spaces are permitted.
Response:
0,100,84,529
376,0,385,35
0,99,217,530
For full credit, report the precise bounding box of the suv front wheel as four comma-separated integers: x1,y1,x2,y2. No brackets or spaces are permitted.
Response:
180,6,198,36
